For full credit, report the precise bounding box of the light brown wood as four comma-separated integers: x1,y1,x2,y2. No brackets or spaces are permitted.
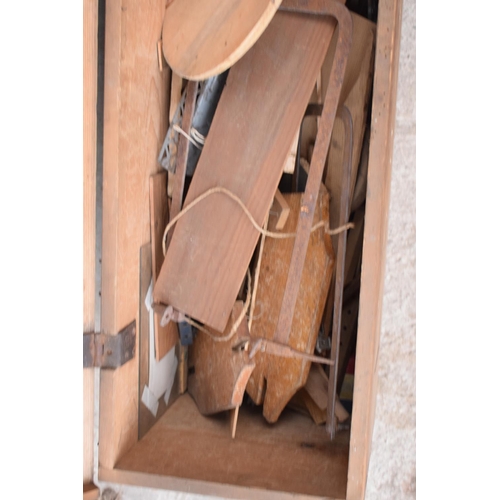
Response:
246,191,334,423
96,0,404,496
150,173,178,360
323,14,375,250
162,0,283,80
84,0,97,335
116,394,349,499
188,302,255,415
299,365,349,425
99,0,171,469
347,0,404,498
83,0,98,486
230,405,240,439
83,483,100,500
100,467,346,500
270,189,290,231
282,127,300,174
156,11,335,332
83,368,95,484
169,72,183,123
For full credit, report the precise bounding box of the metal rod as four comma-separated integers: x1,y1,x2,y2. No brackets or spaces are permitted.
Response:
273,0,352,348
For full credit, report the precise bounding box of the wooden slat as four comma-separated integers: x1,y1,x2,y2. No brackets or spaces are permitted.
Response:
155,11,335,332
100,468,346,500
83,0,98,487
161,0,283,80
346,0,404,498
99,0,171,469
116,394,349,499
150,173,178,360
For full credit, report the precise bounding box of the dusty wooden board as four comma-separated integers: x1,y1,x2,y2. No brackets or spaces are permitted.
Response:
83,0,98,486
347,0,404,497
188,301,255,415
149,173,178,360
161,0,283,80
116,394,349,499
99,0,171,469
138,244,181,440
323,13,375,251
155,11,335,332
83,483,100,500
246,191,334,423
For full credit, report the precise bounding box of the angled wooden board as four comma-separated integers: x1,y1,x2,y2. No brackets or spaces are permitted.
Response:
149,173,178,360
99,0,171,469
155,10,335,332
246,191,334,423
162,0,283,80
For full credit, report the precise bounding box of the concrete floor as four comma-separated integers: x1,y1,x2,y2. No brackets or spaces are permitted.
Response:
95,0,416,497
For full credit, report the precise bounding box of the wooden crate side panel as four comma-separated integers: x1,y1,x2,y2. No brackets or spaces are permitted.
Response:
83,0,98,485
99,0,171,469
346,0,404,499
100,468,345,500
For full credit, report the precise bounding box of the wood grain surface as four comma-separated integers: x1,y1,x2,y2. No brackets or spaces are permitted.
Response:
99,0,170,469
347,0,404,497
149,173,178,360
246,190,334,423
155,11,335,332
83,0,98,485
116,393,349,499
162,0,283,80
188,301,255,415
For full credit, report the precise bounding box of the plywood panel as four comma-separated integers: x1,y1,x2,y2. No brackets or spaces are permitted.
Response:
346,0,404,498
156,11,335,332
162,0,283,80
99,0,171,469
116,394,349,499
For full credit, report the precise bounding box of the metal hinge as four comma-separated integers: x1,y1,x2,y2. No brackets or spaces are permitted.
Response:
83,321,136,368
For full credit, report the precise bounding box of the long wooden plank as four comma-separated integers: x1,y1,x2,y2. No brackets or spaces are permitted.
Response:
116,394,349,499
100,468,346,500
346,0,404,497
83,0,98,487
99,0,171,469
155,11,335,332
162,0,283,80
149,173,178,360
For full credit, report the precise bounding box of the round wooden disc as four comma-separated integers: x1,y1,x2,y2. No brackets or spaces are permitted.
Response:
162,0,283,80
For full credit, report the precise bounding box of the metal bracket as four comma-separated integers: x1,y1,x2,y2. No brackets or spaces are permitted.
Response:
83,321,136,368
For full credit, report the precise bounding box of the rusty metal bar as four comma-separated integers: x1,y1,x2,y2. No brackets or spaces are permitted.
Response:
274,0,352,348
83,320,136,368
326,105,353,438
